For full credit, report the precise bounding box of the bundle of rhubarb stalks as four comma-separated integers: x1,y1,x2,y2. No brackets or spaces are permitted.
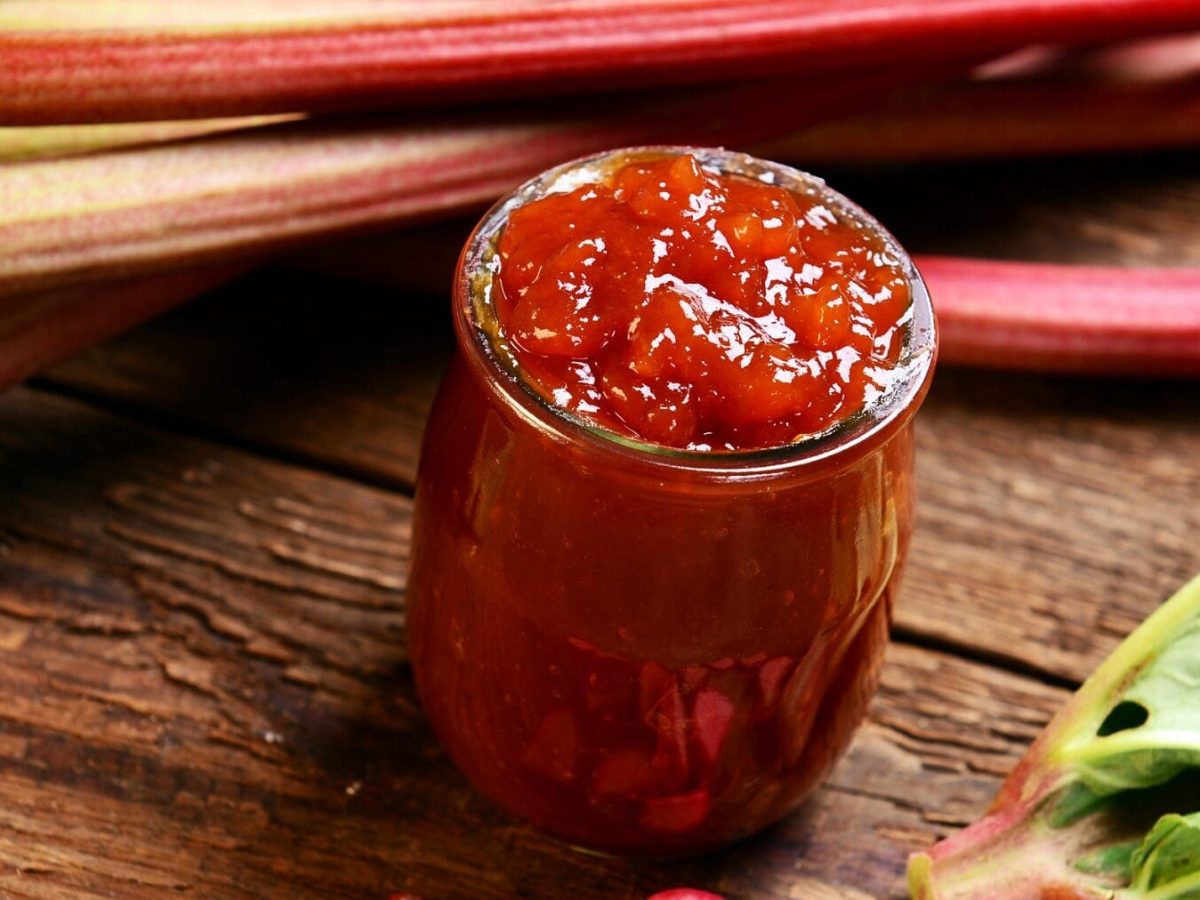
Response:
3,0,1200,389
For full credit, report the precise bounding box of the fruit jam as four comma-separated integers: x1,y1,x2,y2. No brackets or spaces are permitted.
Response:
488,152,912,450
408,149,936,856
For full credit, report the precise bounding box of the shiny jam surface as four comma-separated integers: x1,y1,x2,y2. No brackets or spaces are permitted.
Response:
490,152,912,449
407,150,929,857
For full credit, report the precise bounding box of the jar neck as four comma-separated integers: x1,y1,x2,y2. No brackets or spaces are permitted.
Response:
451,146,937,482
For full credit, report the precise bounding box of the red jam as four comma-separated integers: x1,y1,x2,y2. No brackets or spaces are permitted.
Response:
491,153,912,449
408,149,934,856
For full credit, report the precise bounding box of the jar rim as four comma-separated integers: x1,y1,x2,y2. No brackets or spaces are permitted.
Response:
452,145,937,477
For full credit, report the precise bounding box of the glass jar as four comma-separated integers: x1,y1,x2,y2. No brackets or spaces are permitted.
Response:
407,147,936,857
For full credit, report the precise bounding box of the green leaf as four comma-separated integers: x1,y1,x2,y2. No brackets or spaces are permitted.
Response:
908,573,1200,899
1060,614,1200,797
1074,840,1137,880
1126,813,1200,898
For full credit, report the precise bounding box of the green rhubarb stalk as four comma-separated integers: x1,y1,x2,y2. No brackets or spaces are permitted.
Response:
3,0,1200,123
0,76,899,298
911,572,1200,899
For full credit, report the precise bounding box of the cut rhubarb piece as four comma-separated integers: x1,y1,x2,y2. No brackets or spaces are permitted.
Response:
640,788,712,834
520,708,578,785
917,257,1200,376
639,661,676,721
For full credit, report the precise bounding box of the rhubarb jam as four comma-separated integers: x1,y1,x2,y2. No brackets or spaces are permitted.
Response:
489,152,912,450
407,148,936,856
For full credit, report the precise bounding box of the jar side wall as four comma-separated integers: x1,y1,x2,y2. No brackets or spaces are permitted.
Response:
407,355,917,854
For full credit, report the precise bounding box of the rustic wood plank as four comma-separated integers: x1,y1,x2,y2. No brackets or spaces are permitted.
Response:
0,387,1068,899
904,372,1200,682
39,265,1200,684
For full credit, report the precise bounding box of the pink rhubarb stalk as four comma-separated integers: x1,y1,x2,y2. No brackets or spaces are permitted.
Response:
0,76,903,298
917,256,1200,376
0,266,243,391
3,0,1200,123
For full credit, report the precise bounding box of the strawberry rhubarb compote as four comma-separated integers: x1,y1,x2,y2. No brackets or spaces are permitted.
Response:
408,148,936,855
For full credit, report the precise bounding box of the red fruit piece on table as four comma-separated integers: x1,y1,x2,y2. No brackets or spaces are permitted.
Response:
520,708,578,784
646,890,725,900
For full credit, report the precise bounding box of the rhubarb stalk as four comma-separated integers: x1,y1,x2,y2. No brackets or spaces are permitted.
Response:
910,572,1200,899
918,257,1200,376
3,0,1200,123
0,76,904,298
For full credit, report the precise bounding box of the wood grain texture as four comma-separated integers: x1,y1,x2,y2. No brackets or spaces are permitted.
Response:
11,149,1200,896
0,387,1067,899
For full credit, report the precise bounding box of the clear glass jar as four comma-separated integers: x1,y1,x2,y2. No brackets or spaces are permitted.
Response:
407,148,936,856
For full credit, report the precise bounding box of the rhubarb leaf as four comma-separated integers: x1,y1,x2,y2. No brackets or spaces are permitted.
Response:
1126,813,1200,897
909,572,1200,899
1056,604,1200,797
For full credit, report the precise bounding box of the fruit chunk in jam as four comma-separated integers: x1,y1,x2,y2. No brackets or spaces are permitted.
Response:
492,152,912,449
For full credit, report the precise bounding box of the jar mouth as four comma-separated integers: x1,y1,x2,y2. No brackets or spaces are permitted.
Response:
454,146,937,475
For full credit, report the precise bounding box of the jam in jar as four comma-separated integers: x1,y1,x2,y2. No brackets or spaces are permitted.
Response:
407,147,936,856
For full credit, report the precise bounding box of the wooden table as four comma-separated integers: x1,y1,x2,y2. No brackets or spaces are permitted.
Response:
1,152,1197,899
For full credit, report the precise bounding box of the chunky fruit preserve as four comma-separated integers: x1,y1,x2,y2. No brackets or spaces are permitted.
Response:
408,148,936,855
491,152,912,450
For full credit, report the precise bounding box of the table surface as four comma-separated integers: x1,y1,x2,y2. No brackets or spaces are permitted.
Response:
1,151,1198,899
